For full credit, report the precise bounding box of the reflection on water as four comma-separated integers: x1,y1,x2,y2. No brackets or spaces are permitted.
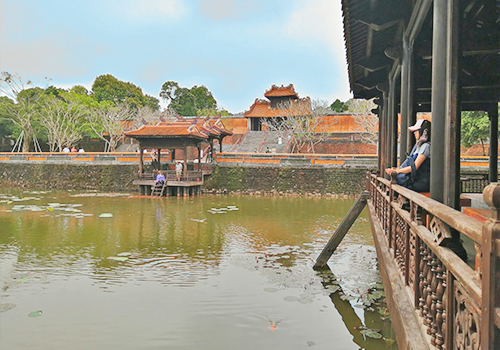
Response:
0,189,397,350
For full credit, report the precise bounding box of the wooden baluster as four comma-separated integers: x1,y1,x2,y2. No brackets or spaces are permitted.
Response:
419,245,429,316
444,270,453,350
414,235,422,308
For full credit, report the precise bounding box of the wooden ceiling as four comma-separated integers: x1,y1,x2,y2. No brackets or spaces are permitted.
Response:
342,0,500,111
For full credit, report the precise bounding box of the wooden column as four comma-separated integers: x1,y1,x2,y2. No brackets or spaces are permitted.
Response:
378,97,387,177
184,144,188,181
444,0,461,210
430,0,448,203
489,105,498,183
388,77,398,168
400,36,415,161
197,144,201,170
209,139,214,162
139,148,144,173
158,148,161,170
383,91,391,176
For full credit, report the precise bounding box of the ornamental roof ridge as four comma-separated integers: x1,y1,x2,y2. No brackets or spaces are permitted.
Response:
264,83,298,98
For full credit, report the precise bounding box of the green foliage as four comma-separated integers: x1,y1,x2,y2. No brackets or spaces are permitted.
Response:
69,85,89,95
0,96,15,140
159,81,217,116
92,74,159,110
346,98,376,114
461,111,490,149
44,85,66,98
17,87,45,103
196,107,231,116
330,99,348,112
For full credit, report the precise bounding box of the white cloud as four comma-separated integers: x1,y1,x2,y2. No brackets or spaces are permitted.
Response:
199,0,261,21
0,35,97,80
121,0,187,21
284,0,351,100
284,0,344,53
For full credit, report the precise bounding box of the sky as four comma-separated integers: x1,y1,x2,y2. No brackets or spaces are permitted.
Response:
0,0,352,114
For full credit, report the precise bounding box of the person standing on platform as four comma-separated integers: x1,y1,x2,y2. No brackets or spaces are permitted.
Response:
175,161,183,181
151,149,159,170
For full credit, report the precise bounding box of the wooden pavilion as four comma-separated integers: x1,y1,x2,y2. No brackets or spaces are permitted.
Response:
244,84,312,131
124,117,232,196
343,0,499,207
339,0,499,348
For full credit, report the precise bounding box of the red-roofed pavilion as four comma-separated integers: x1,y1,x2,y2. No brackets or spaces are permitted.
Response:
125,117,232,174
244,84,311,131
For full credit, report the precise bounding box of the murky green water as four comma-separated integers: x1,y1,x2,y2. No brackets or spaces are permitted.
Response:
0,189,397,350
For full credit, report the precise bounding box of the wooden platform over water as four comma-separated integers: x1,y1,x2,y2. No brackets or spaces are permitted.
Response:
134,170,205,196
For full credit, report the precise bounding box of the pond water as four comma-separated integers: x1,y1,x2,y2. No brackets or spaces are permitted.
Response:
0,189,397,350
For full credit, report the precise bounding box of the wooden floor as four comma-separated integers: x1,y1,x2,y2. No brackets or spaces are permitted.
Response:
367,201,431,350
134,180,202,196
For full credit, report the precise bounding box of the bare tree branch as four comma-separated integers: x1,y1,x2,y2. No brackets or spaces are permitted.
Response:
348,99,378,145
38,97,87,152
86,103,134,152
262,98,337,153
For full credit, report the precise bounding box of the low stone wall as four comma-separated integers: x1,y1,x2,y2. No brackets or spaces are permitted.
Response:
1,163,489,195
0,163,139,192
203,166,375,195
0,163,376,195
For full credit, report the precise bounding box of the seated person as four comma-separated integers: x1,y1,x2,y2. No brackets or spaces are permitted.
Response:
385,119,431,192
155,171,165,187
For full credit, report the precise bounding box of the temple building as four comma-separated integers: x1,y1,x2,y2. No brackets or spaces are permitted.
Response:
244,84,312,131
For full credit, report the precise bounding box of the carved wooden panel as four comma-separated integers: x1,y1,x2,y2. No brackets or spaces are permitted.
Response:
453,281,481,350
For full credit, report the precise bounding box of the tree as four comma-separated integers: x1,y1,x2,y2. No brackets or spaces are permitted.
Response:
196,107,231,116
92,74,160,110
159,81,217,116
262,98,335,154
0,88,47,152
461,111,490,155
128,106,162,131
348,99,378,145
69,85,89,95
0,96,15,148
86,103,134,152
38,94,88,152
0,72,50,151
0,71,50,100
330,99,348,112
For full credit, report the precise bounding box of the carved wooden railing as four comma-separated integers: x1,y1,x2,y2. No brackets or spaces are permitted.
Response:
367,173,499,349
460,173,489,194
137,170,203,183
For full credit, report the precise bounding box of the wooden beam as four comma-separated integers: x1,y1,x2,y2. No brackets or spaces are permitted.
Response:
313,191,370,269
